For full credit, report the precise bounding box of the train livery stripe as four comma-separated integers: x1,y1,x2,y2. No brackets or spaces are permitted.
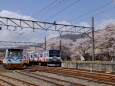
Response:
7,57,24,61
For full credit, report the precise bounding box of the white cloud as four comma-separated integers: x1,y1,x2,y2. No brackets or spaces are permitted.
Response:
78,22,90,27
57,21,71,25
96,19,115,30
0,10,33,19
0,10,46,43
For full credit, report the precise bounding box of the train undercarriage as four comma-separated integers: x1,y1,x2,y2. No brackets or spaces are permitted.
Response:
29,61,61,67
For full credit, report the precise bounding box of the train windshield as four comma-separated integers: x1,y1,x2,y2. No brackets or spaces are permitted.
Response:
49,50,60,57
8,49,23,57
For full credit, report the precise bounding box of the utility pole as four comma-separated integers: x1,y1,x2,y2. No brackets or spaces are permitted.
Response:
58,31,62,52
60,33,61,51
34,45,36,50
59,32,62,59
45,37,46,50
92,17,95,61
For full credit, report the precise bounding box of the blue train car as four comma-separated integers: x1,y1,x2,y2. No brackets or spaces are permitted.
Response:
2,49,24,69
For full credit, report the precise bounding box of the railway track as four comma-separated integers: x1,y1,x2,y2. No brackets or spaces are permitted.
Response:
56,67,115,82
29,65,115,86
19,72,85,86
60,67,115,76
0,65,114,86
53,67,115,82
18,72,66,86
0,78,17,86
0,73,39,86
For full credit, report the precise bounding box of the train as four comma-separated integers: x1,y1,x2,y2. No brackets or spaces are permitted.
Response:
1,49,62,69
24,49,62,67
2,49,25,69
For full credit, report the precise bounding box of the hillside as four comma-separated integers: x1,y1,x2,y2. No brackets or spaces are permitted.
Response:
60,33,87,41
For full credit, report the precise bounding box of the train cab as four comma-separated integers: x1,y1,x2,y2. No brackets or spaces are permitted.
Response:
2,49,24,68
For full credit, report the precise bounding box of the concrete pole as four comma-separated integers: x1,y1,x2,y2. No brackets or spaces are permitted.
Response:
92,17,95,61
45,37,46,50
60,33,62,52
34,43,36,50
34,45,36,50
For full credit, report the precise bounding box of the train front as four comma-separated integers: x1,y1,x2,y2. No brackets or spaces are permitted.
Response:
47,50,62,67
2,49,24,69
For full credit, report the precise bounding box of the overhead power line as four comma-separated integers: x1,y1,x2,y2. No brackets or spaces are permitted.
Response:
33,0,66,19
70,1,113,22
32,0,57,18
17,0,59,35
94,5,115,19
75,3,115,24
45,0,81,21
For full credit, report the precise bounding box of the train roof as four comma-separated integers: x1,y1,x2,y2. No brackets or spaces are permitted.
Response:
7,48,23,51
0,48,23,52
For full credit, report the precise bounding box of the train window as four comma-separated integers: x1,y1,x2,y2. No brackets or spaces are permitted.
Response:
40,54,43,58
34,53,37,57
49,50,60,57
44,53,46,57
8,51,23,57
31,55,33,58
46,53,48,56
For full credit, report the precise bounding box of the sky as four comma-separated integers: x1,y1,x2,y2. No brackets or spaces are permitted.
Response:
0,0,115,44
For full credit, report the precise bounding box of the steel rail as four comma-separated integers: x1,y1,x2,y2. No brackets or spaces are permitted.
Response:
0,73,39,86
22,71,85,86
18,72,65,86
30,65,115,86
0,78,17,86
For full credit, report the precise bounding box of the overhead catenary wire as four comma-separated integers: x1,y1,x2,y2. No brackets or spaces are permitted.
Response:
76,5,115,31
12,0,66,36
10,1,58,35
70,1,113,22
4,0,113,36
14,0,78,35
93,5,115,29
45,0,81,21
94,6,115,18
32,0,57,18
75,4,115,25
33,0,66,19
